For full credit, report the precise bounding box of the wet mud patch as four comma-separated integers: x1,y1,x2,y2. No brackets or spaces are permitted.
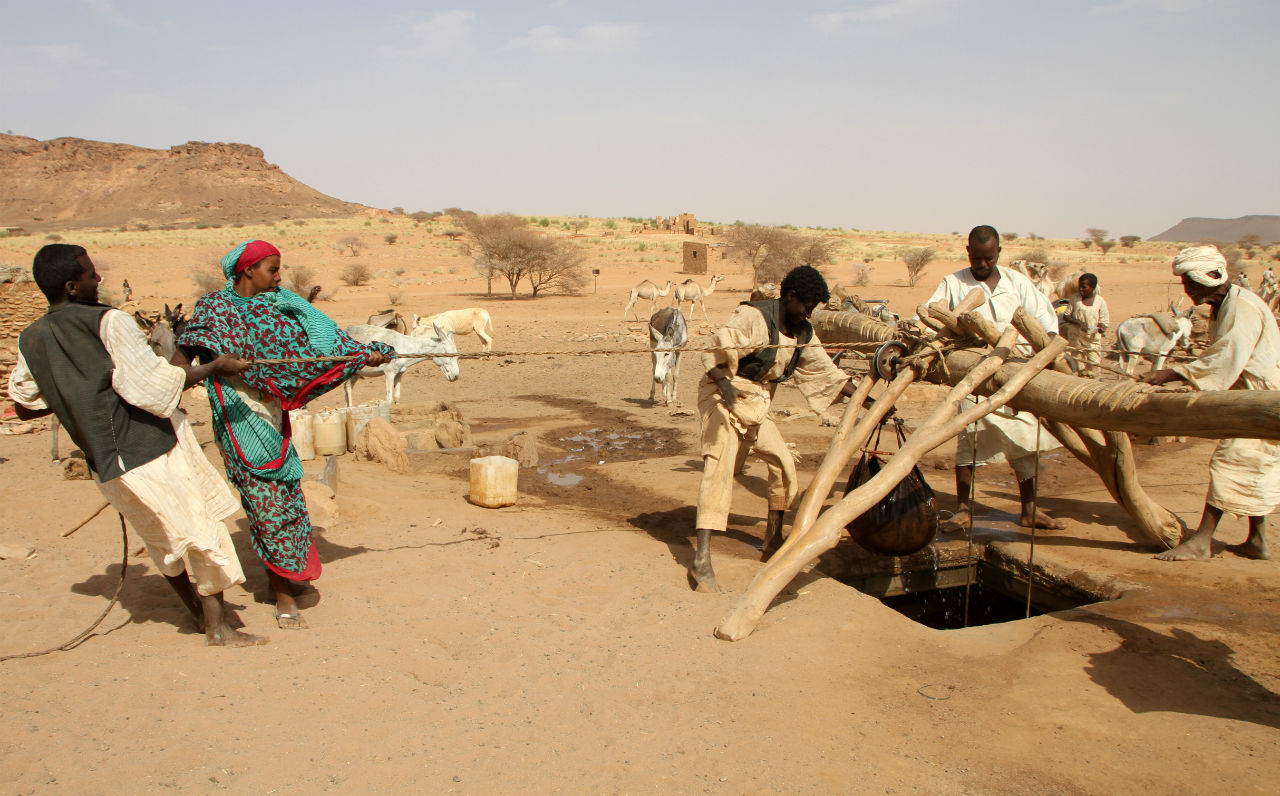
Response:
507,395,692,513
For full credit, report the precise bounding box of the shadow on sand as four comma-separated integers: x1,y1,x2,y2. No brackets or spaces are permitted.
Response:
1065,612,1280,730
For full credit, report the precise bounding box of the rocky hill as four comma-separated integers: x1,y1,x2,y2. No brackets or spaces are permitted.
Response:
1148,215,1280,244
0,134,366,231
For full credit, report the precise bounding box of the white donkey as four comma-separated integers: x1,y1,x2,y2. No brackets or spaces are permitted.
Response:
1115,310,1194,375
411,308,494,353
648,307,688,405
343,323,459,406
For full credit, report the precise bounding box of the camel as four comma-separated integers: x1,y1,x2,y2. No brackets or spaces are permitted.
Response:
623,280,674,321
1008,260,1053,298
671,274,724,322
410,308,493,353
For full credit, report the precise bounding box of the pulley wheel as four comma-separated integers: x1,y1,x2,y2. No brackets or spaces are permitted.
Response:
873,340,909,380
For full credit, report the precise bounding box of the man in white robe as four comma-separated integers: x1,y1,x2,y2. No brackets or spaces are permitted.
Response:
1145,246,1280,561
922,225,1064,531
9,244,266,645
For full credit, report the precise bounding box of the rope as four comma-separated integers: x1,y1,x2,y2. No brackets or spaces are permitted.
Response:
243,339,892,367
1026,420,1042,619
0,513,128,662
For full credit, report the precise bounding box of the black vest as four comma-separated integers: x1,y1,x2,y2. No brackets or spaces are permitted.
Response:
734,299,814,384
18,302,176,481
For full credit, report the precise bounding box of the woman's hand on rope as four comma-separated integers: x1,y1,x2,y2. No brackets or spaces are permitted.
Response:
210,354,251,377
366,350,390,367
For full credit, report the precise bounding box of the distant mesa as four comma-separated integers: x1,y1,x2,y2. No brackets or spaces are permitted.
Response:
0,133,366,231
1148,215,1280,244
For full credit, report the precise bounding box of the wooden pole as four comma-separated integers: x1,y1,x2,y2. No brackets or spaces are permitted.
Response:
716,328,1062,641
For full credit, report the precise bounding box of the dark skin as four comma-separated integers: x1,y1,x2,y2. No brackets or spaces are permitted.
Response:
176,254,387,627
1143,272,1268,561
691,290,858,592
948,237,1065,532
19,253,264,646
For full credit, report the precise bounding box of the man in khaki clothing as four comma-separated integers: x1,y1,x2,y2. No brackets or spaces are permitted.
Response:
692,265,853,592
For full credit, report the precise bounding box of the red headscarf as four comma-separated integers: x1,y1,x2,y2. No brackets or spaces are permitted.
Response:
234,240,280,275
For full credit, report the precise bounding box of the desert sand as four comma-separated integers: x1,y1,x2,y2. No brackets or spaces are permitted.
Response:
2,218,1279,793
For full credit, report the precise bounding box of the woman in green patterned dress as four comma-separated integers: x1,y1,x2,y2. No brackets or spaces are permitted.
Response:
177,240,392,629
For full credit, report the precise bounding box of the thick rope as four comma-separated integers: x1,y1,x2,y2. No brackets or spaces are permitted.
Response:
0,513,128,662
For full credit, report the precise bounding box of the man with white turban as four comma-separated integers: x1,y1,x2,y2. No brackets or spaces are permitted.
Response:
1145,245,1280,560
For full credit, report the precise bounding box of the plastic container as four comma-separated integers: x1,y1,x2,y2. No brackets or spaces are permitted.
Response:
313,410,347,456
345,401,386,452
469,455,518,508
290,409,316,461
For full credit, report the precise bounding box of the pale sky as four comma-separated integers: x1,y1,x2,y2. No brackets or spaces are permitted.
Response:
3,0,1276,238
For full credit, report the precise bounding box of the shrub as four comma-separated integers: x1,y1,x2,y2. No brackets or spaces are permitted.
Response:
1001,232,1018,241
44,233,63,241
384,233,398,245
285,265,315,296
191,267,224,294
1120,235,1141,248
849,263,871,287
538,218,551,227
339,263,371,286
1022,247,1050,265
1098,239,1117,255
387,290,403,306
604,219,618,230
900,247,936,287
339,235,363,255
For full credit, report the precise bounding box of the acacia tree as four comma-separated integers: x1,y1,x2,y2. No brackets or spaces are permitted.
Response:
725,224,840,283
527,239,589,296
459,212,586,298
458,212,526,296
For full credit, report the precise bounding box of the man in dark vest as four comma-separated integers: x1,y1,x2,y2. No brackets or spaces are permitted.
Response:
8,244,267,646
692,265,855,592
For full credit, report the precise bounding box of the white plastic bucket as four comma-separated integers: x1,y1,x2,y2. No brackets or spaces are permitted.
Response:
313,410,347,456
469,455,518,508
290,409,316,461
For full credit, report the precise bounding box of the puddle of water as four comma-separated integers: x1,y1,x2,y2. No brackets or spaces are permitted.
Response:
538,426,677,487
543,471,584,487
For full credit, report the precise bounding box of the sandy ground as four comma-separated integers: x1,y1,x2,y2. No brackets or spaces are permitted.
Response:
2,224,1280,793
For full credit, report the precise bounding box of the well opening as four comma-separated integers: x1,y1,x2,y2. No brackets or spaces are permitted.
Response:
820,541,1113,630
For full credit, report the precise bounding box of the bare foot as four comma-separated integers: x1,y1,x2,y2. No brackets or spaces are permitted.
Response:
1155,537,1212,561
207,625,269,647
1020,509,1066,530
1228,536,1270,560
941,508,971,533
